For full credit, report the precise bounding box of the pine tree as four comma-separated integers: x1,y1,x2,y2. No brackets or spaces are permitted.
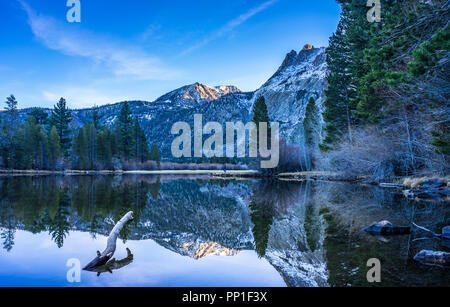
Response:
132,118,149,163
116,102,134,160
303,97,321,170
10,123,26,169
85,122,97,169
74,127,88,170
303,97,321,147
23,117,44,169
36,125,49,169
150,144,161,169
322,2,359,148
89,106,103,131
252,96,270,148
150,178,160,200
49,98,72,157
48,126,61,170
5,95,18,122
97,128,111,169
252,96,270,126
48,191,71,248
0,95,19,168
322,0,449,174
28,108,48,125
249,200,274,258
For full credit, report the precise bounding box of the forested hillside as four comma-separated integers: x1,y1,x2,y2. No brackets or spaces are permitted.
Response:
321,0,449,181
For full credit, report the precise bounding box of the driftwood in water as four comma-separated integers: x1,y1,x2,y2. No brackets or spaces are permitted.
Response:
414,250,450,267
83,211,134,271
87,248,134,276
379,183,403,188
364,220,410,235
412,223,450,240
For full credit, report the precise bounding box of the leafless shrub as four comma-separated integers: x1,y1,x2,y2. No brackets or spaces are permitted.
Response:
319,128,400,181
111,158,122,171
259,138,308,176
122,161,137,171
121,160,248,171
319,123,448,182
140,161,158,170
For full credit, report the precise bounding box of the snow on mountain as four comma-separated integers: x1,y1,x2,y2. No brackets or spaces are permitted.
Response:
154,83,243,107
9,44,328,158
252,45,327,144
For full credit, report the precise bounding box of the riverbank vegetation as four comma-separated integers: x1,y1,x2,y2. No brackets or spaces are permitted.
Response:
320,0,449,182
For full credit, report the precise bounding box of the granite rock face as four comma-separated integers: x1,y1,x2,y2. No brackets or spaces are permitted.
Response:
251,46,327,144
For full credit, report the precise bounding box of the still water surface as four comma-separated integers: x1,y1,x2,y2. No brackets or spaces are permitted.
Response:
0,175,448,287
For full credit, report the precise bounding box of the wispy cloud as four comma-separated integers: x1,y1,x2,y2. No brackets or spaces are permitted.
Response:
42,87,127,109
139,23,164,42
17,0,181,80
180,0,278,56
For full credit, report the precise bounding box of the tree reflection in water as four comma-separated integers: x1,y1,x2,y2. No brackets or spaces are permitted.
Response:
0,176,158,250
0,175,448,287
250,180,311,257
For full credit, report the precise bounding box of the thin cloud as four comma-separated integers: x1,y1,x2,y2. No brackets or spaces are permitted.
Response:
42,87,127,109
139,23,164,42
180,0,278,56
17,0,181,80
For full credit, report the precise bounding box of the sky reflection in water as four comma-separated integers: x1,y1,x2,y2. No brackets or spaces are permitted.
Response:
0,230,285,287
0,175,448,287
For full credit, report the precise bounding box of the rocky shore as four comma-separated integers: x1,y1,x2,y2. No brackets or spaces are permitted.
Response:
402,177,450,201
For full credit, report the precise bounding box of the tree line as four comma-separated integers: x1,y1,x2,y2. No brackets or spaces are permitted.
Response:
0,96,161,170
321,0,449,179
0,176,157,250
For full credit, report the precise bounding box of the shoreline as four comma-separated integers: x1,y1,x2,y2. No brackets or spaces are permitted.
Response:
1,169,448,201
0,169,368,184
0,169,258,176
0,169,410,183
0,169,446,185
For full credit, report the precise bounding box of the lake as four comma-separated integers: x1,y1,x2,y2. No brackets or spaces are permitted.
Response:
0,175,448,287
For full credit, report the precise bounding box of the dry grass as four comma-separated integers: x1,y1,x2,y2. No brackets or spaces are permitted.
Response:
403,175,450,188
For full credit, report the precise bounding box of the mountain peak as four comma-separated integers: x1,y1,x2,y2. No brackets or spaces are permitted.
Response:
302,44,314,51
268,45,325,83
156,83,242,104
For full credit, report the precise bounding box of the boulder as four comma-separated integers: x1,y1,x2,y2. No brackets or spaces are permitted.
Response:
420,179,445,189
364,220,411,235
403,187,450,200
413,250,450,267
442,226,450,248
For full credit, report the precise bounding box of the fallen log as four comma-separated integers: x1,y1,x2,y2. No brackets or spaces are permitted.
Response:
88,248,134,276
413,250,450,267
83,211,134,271
379,183,403,188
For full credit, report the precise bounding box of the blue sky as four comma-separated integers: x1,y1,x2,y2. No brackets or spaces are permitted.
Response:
0,0,340,109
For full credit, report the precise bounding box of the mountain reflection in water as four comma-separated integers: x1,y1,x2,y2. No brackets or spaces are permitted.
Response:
0,175,448,287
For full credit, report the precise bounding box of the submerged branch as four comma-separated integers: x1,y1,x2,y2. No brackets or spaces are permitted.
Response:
412,222,440,237
83,211,134,271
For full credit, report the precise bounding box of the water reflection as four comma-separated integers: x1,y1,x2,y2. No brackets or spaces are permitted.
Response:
317,182,449,287
0,175,448,287
0,207,14,252
250,180,305,257
0,176,153,249
86,248,134,277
